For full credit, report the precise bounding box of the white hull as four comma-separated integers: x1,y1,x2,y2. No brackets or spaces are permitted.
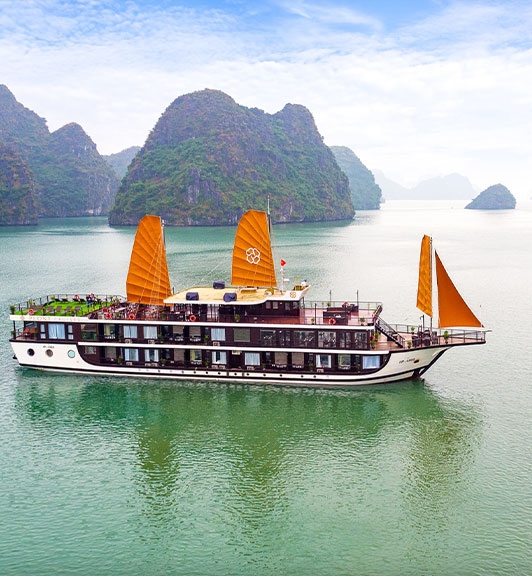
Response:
10,340,448,388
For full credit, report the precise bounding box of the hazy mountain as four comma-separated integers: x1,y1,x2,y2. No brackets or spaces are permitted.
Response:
330,146,382,210
109,89,354,226
104,146,141,178
374,170,477,201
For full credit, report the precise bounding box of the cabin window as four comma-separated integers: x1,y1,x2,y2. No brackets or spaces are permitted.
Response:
124,348,139,362
338,354,351,368
212,350,227,365
48,323,66,339
294,330,315,347
272,301,279,310
174,349,185,363
105,347,117,360
275,352,288,366
234,328,250,343
40,324,46,338
83,346,97,355
362,355,381,370
81,324,98,341
260,330,275,345
318,331,336,348
144,326,158,340
189,326,201,341
352,332,368,349
67,325,74,340
144,349,159,362
278,330,290,346
190,349,202,364
245,352,260,366
123,325,138,339
316,354,332,369
291,352,304,368
211,328,226,341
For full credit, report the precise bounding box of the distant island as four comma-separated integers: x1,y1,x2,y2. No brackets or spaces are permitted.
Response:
465,184,516,210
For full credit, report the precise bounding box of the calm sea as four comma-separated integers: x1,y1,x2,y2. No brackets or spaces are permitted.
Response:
1,201,531,575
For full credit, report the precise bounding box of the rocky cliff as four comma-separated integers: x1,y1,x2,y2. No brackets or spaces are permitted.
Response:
109,89,354,225
0,85,120,220
0,143,38,225
330,146,382,209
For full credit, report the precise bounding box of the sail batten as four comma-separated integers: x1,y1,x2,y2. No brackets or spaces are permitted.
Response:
126,215,171,305
231,210,277,287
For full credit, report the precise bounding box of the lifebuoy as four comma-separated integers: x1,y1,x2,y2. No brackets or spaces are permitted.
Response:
189,314,196,322
328,318,336,325
105,313,112,319
128,313,135,320
28,308,35,315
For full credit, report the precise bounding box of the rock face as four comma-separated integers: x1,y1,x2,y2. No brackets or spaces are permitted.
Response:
109,89,354,226
465,184,516,210
0,143,38,225
0,84,120,219
330,146,382,209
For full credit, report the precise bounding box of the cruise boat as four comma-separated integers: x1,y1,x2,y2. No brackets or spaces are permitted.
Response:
9,211,486,387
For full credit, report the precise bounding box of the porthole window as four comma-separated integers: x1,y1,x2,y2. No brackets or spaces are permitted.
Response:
27,348,35,356
67,350,75,358
46,349,54,357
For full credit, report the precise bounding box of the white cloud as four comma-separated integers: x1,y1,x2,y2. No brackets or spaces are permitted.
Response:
1,0,532,198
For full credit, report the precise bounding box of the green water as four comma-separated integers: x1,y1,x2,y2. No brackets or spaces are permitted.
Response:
1,202,531,575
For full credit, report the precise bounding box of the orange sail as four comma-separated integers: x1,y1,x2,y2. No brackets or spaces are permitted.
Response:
436,251,482,328
126,215,171,305
416,235,433,317
231,210,277,287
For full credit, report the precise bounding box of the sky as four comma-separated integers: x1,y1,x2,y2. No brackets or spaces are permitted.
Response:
2,0,532,198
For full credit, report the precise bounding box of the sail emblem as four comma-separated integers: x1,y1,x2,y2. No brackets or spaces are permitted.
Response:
246,247,261,265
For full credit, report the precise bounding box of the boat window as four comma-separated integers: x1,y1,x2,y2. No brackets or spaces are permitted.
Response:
318,331,336,348
190,349,202,364
212,350,227,365
144,349,159,362
124,348,139,362
211,328,226,341
67,325,74,340
105,347,117,360
316,354,332,368
362,355,381,370
260,330,275,345
144,326,158,339
83,346,97,355
275,352,287,366
245,352,260,366
291,352,304,367
48,323,66,339
40,324,46,338
352,331,368,349
294,330,315,347
277,330,289,346
124,325,138,339
189,326,201,339
174,349,185,363
338,354,351,368
81,324,98,341
234,328,250,342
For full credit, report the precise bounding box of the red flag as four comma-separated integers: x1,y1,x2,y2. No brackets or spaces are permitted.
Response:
280,259,286,267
